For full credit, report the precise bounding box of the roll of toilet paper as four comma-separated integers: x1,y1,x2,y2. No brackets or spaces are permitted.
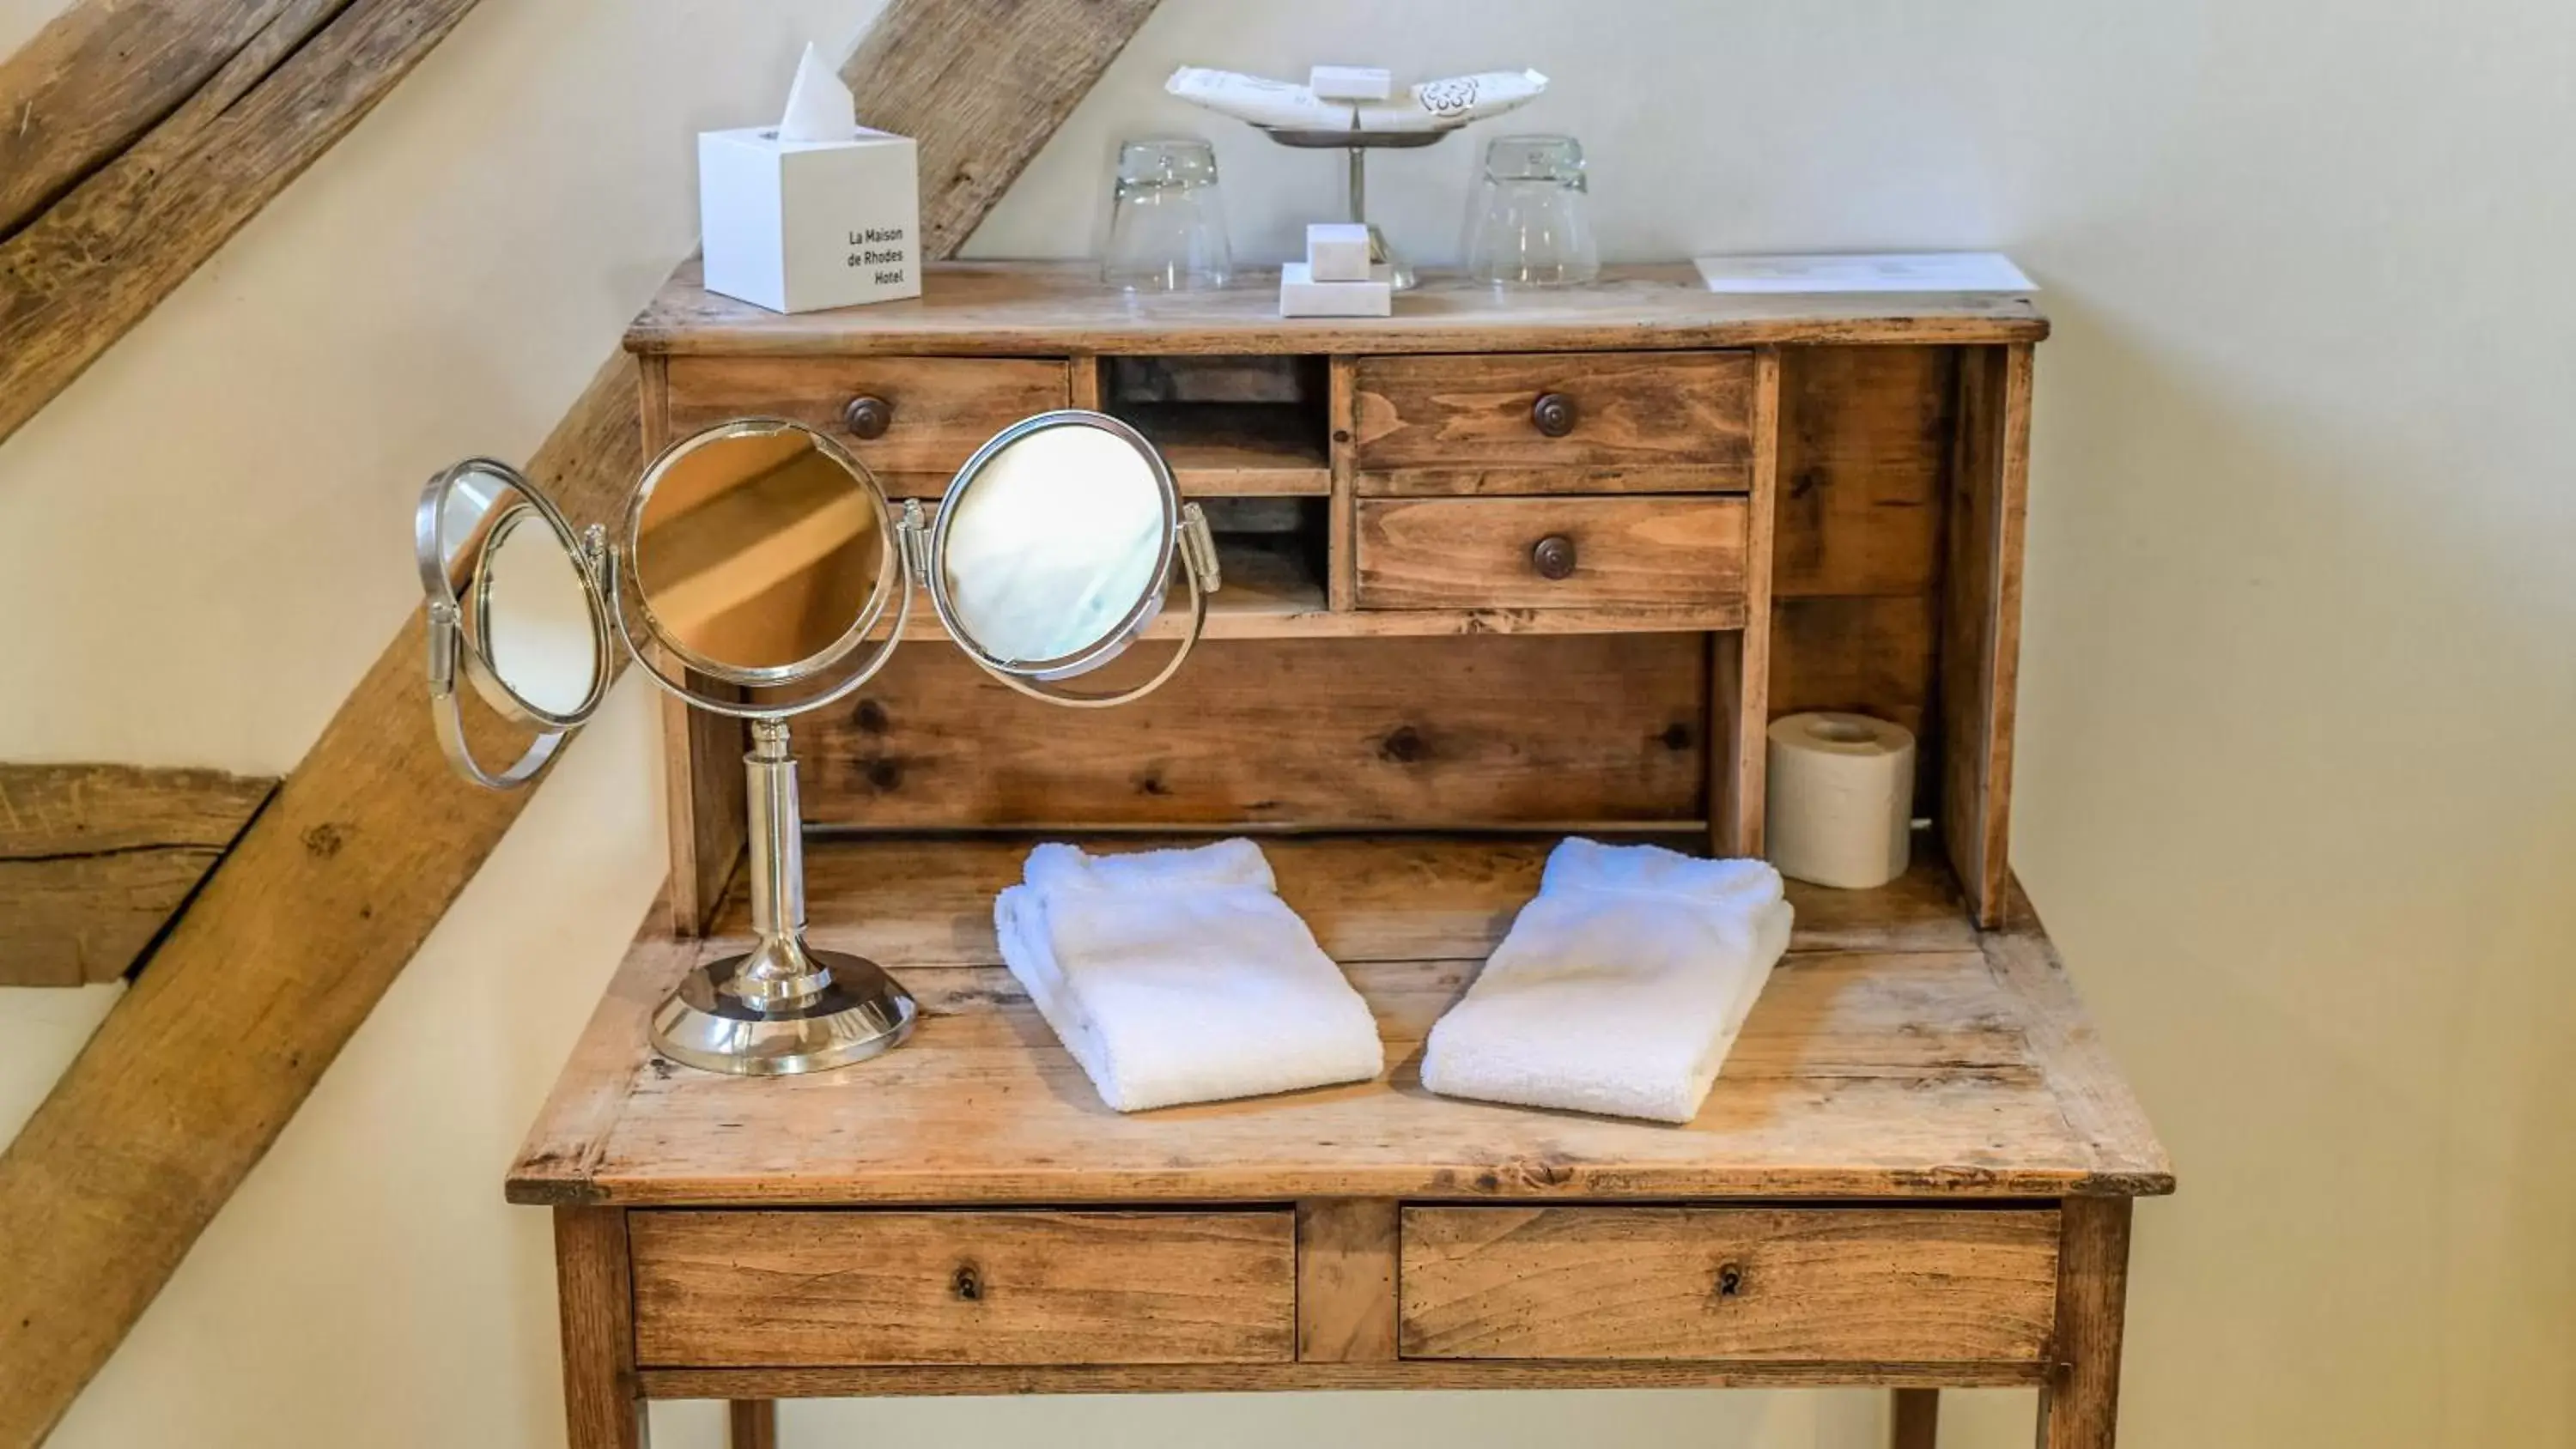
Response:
1765,712,1916,890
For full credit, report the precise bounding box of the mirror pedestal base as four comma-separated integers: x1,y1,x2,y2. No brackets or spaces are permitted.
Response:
649,947,917,1076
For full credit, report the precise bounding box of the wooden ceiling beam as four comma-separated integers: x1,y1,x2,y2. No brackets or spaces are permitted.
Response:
0,764,276,987
0,0,487,451
0,2,1162,1441
0,0,336,241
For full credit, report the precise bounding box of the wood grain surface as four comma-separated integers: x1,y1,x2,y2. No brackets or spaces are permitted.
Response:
641,1359,2045,1398
665,355,1069,484
2038,1197,2133,1448
0,0,308,237
555,1207,647,1449
1398,1206,2059,1362
631,1210,1296,1367
1772,346,1956,601
0,0,485,449
772,833,1980,968
1710,347,1783,857
796,634,1710,831
0,763,274,986
1351,350,1753,491
1353,496,1748,613
630,261,2050,359
1296,1199,1400,1362
1941,344,2035,926
507,840,2171,1208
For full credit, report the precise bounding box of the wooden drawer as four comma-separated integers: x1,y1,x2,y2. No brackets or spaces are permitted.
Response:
1352,350,1754,494
664,355,1069,493
1399,1207,2059,1362
630,1210,1297,1367
1354,495,1748,614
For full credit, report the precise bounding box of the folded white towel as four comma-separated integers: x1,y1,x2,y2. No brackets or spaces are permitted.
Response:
1420,838,1794,1124
994,839,1385,1112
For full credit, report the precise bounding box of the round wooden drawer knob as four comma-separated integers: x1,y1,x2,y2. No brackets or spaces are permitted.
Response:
1531,534,1578,580
843,394,895,440
1530,391,1578,438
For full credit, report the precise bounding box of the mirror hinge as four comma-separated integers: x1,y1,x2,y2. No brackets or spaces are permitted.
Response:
424,601,459,697
1179,502,1222,594
899,499,933,580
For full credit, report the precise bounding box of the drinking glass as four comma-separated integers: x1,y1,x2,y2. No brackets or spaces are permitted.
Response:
1461,135,1600,288
1103,137,1232,292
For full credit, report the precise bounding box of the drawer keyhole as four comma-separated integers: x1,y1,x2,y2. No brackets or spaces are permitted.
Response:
951,1264,983,1302
1715,1263,1746,1299
1531,534,1578,580
1531,391,1578,438
844,394,896,440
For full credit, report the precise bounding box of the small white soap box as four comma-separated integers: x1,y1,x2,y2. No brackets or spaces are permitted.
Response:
698,124,922,314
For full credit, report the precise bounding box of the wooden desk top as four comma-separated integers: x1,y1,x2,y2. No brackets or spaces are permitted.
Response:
509,837,2169,1208
625,260,2050,358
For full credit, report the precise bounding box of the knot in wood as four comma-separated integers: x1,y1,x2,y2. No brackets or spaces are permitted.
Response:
1377,725,1429,764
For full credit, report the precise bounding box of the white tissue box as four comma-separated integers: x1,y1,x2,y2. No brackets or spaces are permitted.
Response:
697,125,921,314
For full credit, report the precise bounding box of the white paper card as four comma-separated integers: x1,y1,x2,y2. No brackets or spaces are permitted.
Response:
1692,252,2035,294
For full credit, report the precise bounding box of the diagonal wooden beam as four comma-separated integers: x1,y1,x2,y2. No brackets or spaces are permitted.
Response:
0,2,1161,1440
0,0,337,241
0,0,485,451
841,0,1162,258
0,764,276,987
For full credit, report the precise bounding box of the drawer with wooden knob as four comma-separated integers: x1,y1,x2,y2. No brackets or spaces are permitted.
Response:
663,355,1071,494
1353,495,1750,615
629,1209,1297,1367
1351,350,1755,495
1397,1206,2062,1363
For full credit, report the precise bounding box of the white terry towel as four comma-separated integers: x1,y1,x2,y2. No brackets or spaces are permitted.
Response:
993,839,1385,1112
1421,839,1794,1124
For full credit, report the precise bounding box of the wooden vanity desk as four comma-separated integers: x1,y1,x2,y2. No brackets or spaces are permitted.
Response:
515,261,2172,1448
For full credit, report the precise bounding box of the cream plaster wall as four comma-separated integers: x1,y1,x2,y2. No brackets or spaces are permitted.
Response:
3,1,2570,1446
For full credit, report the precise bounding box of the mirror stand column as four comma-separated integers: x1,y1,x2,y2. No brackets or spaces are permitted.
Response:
735,718,823,1003
645,717,920,1076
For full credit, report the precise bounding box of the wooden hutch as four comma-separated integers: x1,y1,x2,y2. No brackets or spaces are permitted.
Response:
513,261,2170,1449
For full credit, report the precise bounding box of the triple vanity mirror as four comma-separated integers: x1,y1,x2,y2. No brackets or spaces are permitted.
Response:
418,410,1221,1076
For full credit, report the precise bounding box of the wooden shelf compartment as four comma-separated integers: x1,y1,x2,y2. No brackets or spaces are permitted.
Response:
1124,402,1331,498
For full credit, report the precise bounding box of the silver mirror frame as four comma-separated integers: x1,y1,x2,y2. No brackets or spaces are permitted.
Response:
927,410,1223,710
415,458,614,791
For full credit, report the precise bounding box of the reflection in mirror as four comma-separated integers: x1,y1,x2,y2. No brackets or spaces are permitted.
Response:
633,427,886,675
476,506,600,717
940,421,1169,665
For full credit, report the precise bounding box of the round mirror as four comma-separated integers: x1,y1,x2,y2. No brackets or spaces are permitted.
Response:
415,458,612,788
420,460,610,725
625,420,896,688
933,411,1206,694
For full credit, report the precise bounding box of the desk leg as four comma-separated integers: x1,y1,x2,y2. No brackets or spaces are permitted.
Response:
729,1400,779,1448
2037,1197,2133,1449
556,1207,649,1449
1892,1388,1939,1448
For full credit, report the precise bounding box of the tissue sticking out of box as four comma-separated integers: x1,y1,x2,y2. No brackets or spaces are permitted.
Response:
1167,66,1546,135
777,42,854,142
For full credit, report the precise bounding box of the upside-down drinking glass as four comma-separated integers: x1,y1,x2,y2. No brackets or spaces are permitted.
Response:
1103,137,1233,292
1461,134,1600,288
